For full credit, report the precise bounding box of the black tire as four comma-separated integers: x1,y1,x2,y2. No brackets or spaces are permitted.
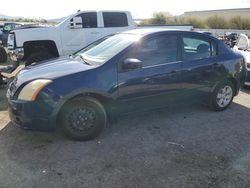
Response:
25,51,54,66
0,47,7,63
209,80,235,111
59,97,107,141
0,76,4,86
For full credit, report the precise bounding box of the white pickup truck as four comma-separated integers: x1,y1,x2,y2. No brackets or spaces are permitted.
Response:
7,10,193,66
7,11,135,65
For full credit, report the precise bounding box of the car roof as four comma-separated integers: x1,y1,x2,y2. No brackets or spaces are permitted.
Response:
122,28,214,37
122,28,182,36
121,28,222,43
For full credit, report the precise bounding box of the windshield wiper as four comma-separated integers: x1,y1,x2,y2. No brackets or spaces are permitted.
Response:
69,54,75,58
79,55,92,65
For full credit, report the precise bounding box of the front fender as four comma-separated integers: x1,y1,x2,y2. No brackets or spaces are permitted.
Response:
46,88,116,127
14,28,60,49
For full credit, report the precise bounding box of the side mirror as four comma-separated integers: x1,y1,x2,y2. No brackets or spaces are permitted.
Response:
68,17,83,29
122,58,142,71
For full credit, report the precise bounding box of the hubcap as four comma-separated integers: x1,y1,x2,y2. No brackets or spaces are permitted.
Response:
68,106,96,131
216,85,233,108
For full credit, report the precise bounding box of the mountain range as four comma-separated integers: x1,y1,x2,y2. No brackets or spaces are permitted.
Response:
0,13,23,20
0,13,64,23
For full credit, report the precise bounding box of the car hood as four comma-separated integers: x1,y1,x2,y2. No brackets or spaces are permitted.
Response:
16,57,96,85
13,25,48,31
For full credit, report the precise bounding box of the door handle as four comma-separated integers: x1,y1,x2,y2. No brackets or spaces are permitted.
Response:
91,32,100,34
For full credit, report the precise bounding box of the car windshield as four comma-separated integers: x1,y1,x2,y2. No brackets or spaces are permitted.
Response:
75,33,141,65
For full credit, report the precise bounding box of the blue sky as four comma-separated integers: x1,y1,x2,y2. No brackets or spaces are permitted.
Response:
1,0,250,19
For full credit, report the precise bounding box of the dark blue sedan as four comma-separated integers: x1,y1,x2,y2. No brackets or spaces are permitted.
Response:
7,29,247,140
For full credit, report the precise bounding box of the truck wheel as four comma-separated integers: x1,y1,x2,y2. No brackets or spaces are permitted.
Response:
209,80,235,111
0,47,7,63
59,97,107,141
0,76,4,86
25,51,54,66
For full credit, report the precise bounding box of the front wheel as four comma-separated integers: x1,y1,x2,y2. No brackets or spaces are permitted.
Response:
0,47,7,63
59,97,107,141
209,80,235,111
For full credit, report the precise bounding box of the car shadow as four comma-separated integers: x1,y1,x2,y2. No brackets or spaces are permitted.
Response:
0,93,250,187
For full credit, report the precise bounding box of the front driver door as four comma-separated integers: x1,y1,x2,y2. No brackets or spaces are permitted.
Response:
117,34,182,113
61,12,101,55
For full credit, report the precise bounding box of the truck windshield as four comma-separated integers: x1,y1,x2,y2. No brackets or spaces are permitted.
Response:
75,33,141,65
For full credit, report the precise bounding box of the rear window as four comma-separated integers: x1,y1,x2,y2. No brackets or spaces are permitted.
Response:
103,12,128,27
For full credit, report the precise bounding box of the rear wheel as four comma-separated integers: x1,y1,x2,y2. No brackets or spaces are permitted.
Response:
25,51,54,66
0,47,7,63
209,80,235,111
59,97,107,141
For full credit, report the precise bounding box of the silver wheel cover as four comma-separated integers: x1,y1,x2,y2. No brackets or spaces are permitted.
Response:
216,85,233,108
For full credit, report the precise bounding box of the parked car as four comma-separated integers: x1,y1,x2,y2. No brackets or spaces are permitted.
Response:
225,32,239,48
0,23,22,63
0,24,4,31
7,29,246,140
233,34,250,86
0,22,22,47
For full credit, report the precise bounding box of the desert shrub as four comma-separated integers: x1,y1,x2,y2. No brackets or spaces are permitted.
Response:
206,15,228,29
230,16,250,30
184,17,206,28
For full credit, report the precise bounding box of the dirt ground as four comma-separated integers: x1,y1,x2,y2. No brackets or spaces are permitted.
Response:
0,84,250,188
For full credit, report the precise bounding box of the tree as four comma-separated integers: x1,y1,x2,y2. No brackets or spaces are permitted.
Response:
143,12,174,25
138,11,250,30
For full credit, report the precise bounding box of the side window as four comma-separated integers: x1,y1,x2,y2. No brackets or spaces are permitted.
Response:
76,12,97,28
103,12,128,27
182,36,216,61
125,35,178,67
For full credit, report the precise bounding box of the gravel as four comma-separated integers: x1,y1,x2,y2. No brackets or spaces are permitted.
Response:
0,85,250,188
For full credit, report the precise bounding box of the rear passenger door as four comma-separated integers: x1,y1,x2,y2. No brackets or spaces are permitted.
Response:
180,34,224,96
